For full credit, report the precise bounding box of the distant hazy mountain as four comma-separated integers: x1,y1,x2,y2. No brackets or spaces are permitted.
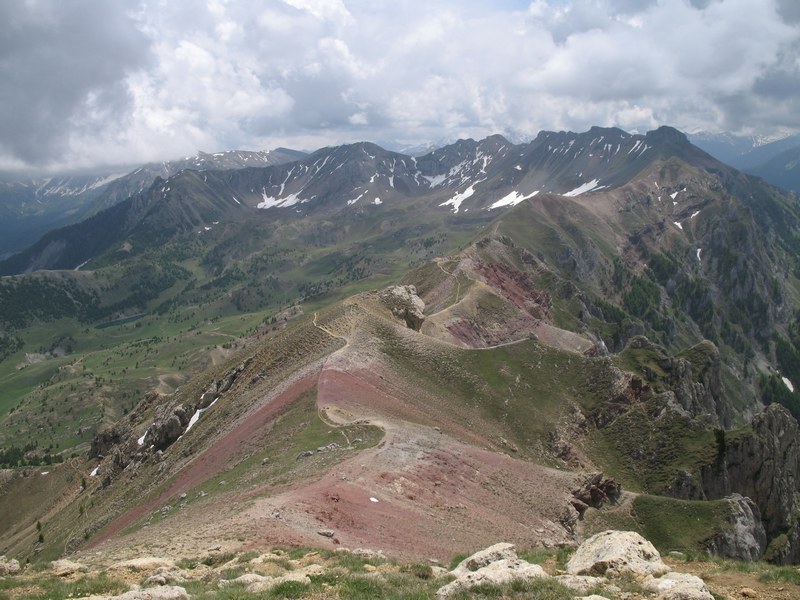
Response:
0,126,712,275
688,131,800,193
746,146,800,192
0,148,306,259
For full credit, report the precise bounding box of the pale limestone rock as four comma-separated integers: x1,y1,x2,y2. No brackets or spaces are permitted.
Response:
0,555,20,576
351,548,386,559
111,557,175,572
643,572,714,600
247,572,311,593
219,573,268,587
436,558,548,598
51,558,88,577
555,573,616,594
380,285,425,330
566,530,669,577
450,542,517,577
105,586,189,600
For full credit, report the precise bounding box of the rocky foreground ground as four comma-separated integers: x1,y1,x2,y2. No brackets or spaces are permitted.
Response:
1,530,799,599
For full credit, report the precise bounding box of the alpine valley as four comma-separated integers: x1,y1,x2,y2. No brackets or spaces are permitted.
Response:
3,125,800,591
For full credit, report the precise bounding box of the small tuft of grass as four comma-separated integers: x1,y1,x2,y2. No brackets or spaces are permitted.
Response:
399,563,433,580
28,573,127,600
201,551,237,566
448,553,469,570
237,550,261,563
221,566,247,580
268,580,310,598
758,565,800,585
449,577,574,599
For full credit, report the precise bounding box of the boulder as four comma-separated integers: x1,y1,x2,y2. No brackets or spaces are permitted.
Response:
380,285,425,330
0,555,20,576
555,573,615,594
643,572,714,600
436,558,548,598
144,566,189,586
50,558,88,577
110,557,175,572
219,573,268,587
106,586,189,600
450,542,517,577
566,530,669,577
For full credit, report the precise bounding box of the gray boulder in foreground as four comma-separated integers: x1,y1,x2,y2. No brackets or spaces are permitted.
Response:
566,530,670,577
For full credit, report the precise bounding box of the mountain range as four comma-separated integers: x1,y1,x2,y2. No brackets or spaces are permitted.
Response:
0,148,306,260
3,125,800,574
690,131,800,192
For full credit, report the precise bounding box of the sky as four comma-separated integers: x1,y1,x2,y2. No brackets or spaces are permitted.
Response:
1,0,799,173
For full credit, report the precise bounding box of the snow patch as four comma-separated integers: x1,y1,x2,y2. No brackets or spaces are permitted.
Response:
373,197,382,205
696,248,702,262
369,497,379,503
232,196,241,205
40,471,49,475
424,173,446,187
184,397,219,436
440,181,481,214
564,178,601,197
488,190,539,210
137,430,149,446
347,192,366,206
514,165,522,171
674,221,683,230
670,187,686,201
783,376,795,392
90,466,99,477
258,189,304,209
690,210,701,219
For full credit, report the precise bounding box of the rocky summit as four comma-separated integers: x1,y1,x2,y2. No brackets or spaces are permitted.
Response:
2,127,800,599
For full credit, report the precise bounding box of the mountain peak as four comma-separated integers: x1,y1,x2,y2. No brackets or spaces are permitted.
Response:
645,125,690,146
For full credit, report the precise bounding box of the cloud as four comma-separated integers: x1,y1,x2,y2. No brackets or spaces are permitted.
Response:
0,0,151,169
0,0,798,172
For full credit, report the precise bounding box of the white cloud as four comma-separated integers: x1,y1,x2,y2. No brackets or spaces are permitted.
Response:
0,0,798,172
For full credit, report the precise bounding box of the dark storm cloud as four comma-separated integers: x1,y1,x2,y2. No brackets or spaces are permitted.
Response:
0,1,152,168
0,0,798,172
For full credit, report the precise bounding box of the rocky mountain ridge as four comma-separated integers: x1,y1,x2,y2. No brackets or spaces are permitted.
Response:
2,124,800,574
0,148,305,261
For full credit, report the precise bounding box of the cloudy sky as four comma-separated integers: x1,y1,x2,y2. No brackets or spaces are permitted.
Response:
1,0,799,173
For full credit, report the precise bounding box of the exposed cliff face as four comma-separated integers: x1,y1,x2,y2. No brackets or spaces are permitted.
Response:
707,494,767,562
622,337,731,427
678,404,800,563
662,341,732,428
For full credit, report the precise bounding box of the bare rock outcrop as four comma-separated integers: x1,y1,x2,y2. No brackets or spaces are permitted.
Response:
380,285,425,330
566,530,670,577
449,542,517,576
0,555,20,576
571,472,622,518
696,404,800,563
436,543,548,598
50,558,88,577
437,533,714,599
642,572,714,600
105,587,189,600
706,494,767,562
